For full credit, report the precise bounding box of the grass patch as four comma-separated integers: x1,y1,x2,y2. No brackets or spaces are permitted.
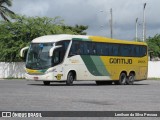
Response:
3,77,25,80
148,78,160,80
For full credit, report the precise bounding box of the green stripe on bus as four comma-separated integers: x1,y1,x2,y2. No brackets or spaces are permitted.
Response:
81,55,102,76
80,55,109,76
72,38,91,41
90,56,110,76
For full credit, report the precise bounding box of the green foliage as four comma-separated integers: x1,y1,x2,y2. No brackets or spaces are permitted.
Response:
62,24,88,35
0,15,88,62
146,34,160,57
0,0,15,21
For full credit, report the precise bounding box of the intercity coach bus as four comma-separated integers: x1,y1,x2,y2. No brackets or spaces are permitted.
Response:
20,34,148,85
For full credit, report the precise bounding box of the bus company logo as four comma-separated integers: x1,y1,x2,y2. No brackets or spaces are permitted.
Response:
2,112,11,117
109,58,132,64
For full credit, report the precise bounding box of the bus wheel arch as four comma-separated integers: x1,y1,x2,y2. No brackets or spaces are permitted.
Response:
126,71,135,85
66,70,76,86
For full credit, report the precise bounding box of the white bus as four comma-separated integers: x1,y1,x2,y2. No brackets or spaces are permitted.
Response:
20,34,148,85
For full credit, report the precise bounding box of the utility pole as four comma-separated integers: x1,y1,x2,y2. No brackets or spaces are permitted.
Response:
142,3,146,42
110,8,113,39
136,18,138,41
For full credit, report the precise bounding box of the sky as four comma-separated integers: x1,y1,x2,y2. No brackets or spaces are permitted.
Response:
10,0,160,40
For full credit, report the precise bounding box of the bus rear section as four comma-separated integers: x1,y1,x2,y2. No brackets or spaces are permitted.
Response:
68,36,148,85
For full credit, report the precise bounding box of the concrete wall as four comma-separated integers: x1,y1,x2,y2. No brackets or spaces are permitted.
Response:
0,62,25,78
0,61,159,78
148,61,160,78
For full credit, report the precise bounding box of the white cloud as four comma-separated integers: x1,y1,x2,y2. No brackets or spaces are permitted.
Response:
11,0,160,40
17,1,49,16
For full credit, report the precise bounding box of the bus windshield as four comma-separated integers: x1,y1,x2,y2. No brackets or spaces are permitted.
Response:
26,43,53,70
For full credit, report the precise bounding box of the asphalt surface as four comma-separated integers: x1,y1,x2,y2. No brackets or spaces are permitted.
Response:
0,79,160,120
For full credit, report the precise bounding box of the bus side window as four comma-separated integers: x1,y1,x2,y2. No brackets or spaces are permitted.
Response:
110,44,119,56
103,43,109,56
130,45,135,57
139,46,147,57
101,44,106,56
120,45,131,57
97,43,102,55
76,41,84,55
88,42,92,55
143,46,147,56
69,41,84,57
84,42,91,55
92,43,97,55
69,41,78,56
134,46,140,57
83,43,87,55
108,44,113,56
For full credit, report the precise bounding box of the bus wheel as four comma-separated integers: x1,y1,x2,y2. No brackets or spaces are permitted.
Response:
126,73,135,85
43,81,50,85
66,72,74,86
118,72,127,85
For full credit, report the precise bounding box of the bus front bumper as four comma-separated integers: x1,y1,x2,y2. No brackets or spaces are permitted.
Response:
25,73,65,81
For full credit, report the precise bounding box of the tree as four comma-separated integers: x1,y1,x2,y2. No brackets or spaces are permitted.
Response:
146,34,160,58
62,24,88,35
0,0,14,22
0,15,88,62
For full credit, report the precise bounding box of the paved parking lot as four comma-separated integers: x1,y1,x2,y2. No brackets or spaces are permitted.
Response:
0,79,160,119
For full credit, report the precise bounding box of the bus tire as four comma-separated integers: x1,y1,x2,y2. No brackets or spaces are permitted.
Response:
43,81,50,85
126,73,135,85
118,72,127,85
66,72,74,86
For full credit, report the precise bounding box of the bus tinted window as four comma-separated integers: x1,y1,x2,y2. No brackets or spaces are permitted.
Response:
83,42,92,55
92,43,97,55
69,41,84,56
120,45,132,56
112,44,119,56
53,40,70,65
69,40,147,57
102,43,109,56
97,43,103,55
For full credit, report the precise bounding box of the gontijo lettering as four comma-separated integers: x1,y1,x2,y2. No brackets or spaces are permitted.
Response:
110,58,132,64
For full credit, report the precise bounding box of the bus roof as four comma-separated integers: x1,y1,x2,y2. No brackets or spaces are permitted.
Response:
89,36,147,45
31,34,147,46
31,34,89,43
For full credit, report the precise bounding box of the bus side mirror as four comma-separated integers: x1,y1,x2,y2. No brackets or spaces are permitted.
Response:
20,46,29,60
49,45,62,57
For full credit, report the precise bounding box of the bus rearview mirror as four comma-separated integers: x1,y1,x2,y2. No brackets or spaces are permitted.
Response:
49,45,62,57
20,46,29,58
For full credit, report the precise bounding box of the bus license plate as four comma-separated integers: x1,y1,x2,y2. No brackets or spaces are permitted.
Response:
34,77,38,80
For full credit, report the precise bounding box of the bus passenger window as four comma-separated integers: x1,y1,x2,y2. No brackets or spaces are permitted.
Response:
97,43,102,55
76,49,81,54
92,43,97,55
69,41,84,56
84,42,91,55
112,45,119,56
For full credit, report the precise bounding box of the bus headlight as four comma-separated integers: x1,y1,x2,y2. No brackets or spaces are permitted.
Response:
45,69,56,74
